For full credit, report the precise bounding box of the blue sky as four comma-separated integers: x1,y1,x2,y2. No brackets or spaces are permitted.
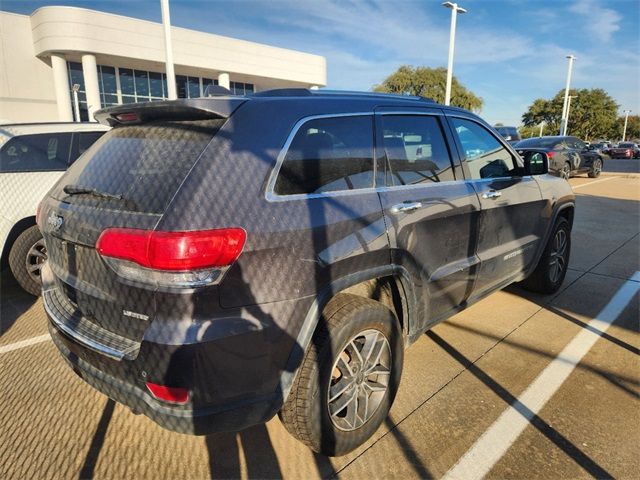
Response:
3,0,639,125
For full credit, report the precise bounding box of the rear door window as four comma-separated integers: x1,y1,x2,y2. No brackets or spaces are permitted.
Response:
381,115,454,185
274,115,374,196
0,133,72,172
54,119,224,214
450,118,517,179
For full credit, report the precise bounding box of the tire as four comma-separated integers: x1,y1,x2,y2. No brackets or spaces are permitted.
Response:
520,217,571,294
588,158,602,178
279,293,403,456
8,225,46,296
560,162,571,180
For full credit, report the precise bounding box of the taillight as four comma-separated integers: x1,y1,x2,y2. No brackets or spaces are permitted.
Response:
96,227,246,287
546,151,555,159
146,382,189,405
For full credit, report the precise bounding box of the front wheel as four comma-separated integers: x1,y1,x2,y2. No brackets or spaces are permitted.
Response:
519,217,571,294
588,158,602,178
279,294,403,456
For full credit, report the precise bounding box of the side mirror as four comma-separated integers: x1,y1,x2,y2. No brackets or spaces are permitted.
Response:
522,151,548,175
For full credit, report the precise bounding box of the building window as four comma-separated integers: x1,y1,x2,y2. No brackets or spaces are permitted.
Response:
176,75,203,99
67,62,88,121
98,66,118,107
230,81,254,95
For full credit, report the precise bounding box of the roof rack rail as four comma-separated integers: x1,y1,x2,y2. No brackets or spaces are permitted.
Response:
252,88,435,103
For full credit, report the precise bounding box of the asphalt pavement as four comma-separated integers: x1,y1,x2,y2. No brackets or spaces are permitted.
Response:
1,175,638,480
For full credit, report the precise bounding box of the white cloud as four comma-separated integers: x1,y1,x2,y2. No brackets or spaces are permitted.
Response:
569,0,621,43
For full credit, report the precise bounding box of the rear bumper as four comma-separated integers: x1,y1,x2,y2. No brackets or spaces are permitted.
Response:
49,323,280,434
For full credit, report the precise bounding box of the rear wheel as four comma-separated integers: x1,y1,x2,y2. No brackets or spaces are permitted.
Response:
279,294,403,456
560,162,571,180
8,225,46,296
588,158,602,178
520,217,571,294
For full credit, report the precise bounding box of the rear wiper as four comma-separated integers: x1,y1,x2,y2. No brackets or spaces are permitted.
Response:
63,184,124,201
62,184,139,212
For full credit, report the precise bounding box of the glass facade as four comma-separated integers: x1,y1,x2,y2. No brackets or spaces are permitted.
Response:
68,61,256,119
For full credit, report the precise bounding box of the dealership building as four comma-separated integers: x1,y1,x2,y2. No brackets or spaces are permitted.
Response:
0,6,327,123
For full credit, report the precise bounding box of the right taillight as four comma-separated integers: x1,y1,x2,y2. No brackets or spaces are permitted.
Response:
546,151,555,160
96,227,246,287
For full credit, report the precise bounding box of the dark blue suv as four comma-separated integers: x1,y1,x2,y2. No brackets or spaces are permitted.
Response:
38,89,575,456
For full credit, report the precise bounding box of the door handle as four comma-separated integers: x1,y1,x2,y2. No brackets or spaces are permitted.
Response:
482,190,502,200
390,201,423,213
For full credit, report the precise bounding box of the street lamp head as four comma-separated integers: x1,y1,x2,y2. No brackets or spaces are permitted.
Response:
566,54,576,60
442,2,467,13
623,109,632,114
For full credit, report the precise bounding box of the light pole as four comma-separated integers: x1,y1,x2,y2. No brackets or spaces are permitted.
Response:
442,2,467,106
539,122,544,137
559,54,576,136
622,109,631,141
565,95,577,136
71,83,81,122
160,0,177,100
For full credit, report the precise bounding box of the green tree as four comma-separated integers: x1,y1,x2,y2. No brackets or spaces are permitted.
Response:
373,65,483,112
521,88,618,141
614,115,640,141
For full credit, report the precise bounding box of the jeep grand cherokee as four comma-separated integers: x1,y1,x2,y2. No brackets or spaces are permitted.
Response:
38,89,574,456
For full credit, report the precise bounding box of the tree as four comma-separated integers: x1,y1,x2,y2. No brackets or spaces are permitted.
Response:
614,115,640,141
373,65,483,112
521,88,618,141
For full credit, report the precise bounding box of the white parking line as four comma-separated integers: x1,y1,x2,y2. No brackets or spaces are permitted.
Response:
572,177,615,189
0,334,50,355
444,271,640,480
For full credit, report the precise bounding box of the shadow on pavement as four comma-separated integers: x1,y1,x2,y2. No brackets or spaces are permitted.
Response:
0,269,36,336
79,399,116,479
427,331,614,479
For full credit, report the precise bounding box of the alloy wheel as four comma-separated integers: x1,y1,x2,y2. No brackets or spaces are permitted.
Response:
548,229,568,284
25,238,47,282
327,329,391,431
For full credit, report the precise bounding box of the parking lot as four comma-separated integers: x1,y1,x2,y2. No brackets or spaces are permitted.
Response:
1,173,638,479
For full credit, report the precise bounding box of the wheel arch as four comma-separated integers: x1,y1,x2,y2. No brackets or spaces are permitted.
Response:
278,264,416,404
1,216,36,270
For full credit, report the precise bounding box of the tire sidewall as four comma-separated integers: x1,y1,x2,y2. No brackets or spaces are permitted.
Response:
309,304,403,456
8,225,45,296
543,218,571,291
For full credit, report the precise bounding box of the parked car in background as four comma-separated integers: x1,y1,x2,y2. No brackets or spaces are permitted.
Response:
514,135,604,180
609,142,640,159
494,125,522,144
590,142,612,156
0,122,109,295
39,90,574,456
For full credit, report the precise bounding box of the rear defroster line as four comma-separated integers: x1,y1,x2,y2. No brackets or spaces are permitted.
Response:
443,271,640,480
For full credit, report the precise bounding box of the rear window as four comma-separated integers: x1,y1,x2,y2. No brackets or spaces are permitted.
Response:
274,115,374,196
53,119,224,214
515,137,561,148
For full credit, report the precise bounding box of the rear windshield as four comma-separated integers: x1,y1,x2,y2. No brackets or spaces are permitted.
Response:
515,137,560,148
495,127,520,139
51,119,224,214
618,143,635,147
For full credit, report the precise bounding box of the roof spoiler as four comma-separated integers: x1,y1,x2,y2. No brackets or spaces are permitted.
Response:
94,98,248,126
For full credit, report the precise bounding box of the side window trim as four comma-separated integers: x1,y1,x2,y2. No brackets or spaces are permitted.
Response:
265,112,376,202
444,114,524,181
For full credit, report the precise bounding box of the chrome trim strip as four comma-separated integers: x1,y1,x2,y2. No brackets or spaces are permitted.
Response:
43,289,128,361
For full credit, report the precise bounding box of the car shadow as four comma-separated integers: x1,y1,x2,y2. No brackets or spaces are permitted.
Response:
0,268,37,336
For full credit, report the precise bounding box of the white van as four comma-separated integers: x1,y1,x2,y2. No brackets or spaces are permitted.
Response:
0,122,109,295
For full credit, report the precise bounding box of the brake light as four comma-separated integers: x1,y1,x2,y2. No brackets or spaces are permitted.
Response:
146,382,189,405
546,151,555,159
115,112,139,123
96,228,246,271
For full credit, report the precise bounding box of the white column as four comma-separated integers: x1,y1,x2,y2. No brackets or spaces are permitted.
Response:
218,72,230,90
51,54,73,122
160,0,177,100
81,54,101,122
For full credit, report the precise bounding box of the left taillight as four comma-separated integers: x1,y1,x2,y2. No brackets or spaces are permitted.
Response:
96,227,246,287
